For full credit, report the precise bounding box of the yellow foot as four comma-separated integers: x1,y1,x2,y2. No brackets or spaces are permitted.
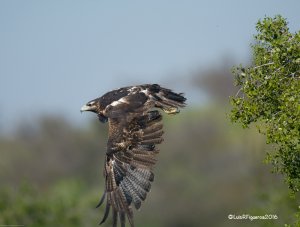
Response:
163,107,179,115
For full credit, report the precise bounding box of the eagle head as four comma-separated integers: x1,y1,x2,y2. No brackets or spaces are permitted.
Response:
81,99,108,123
80,99,99,113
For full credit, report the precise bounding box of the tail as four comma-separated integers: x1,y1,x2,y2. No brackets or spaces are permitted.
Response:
145,84,187,114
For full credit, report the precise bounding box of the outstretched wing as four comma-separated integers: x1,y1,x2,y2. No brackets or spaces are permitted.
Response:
97,110,163,227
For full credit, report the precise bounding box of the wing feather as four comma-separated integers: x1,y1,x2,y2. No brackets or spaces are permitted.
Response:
99,197,110,224
112,208,118,227
98,110,163,226
103,92,150,119
96,190,106,208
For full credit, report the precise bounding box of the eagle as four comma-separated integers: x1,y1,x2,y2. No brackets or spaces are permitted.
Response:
80,84,186,227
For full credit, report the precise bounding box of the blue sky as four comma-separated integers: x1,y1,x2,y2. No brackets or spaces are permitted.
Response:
0,0,299,131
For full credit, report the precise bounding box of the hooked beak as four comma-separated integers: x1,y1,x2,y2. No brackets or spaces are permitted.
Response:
80,104,93,113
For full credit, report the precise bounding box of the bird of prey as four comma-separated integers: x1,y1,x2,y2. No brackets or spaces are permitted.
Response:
81,84,186,227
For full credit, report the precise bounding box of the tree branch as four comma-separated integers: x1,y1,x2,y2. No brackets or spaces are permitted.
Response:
253,62,274,69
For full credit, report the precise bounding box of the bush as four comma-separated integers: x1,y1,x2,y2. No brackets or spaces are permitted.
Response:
230,15,300,192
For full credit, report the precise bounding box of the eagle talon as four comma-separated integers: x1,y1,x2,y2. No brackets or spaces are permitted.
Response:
163,107,179,115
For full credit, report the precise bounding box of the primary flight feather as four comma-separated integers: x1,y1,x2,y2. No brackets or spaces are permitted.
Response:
81,84,186,227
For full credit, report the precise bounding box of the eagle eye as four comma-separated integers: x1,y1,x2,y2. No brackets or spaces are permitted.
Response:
87,101,95,107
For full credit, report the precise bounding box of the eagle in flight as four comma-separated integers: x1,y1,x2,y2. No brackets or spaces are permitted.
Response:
81,84,186,227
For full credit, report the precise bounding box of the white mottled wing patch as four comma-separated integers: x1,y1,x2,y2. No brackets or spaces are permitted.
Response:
110,97,130,107
128,86,137,92
141,89,149,95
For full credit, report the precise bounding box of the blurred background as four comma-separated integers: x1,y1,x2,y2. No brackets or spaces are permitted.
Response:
0,1,300,226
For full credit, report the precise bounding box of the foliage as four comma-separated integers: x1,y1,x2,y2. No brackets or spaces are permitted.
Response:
284,206,300,227
0,180,101,227
230,15,300,192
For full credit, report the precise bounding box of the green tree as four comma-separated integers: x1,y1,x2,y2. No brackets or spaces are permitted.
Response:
230,15,300,193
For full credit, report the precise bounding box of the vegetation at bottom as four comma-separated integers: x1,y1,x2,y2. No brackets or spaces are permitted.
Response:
0,108,299,227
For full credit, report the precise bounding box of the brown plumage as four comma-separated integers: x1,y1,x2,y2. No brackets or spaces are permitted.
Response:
81,84,186,227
